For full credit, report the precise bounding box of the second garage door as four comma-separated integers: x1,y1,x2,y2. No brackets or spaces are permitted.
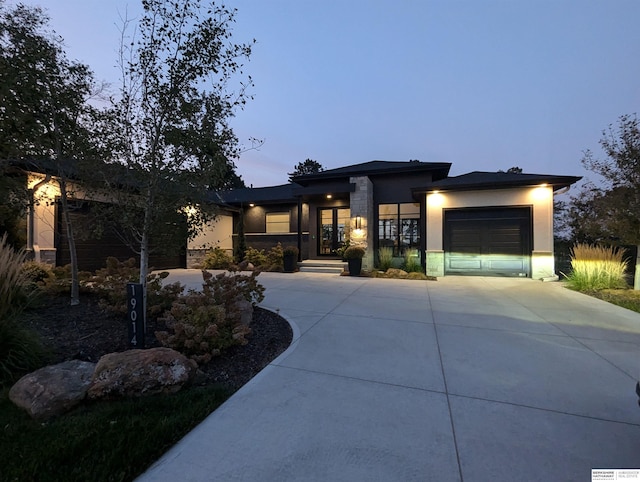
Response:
444,207,531,277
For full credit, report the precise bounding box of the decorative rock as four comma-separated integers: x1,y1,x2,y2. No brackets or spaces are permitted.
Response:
237,260,255,271
87,347,197,400
9,360,96,420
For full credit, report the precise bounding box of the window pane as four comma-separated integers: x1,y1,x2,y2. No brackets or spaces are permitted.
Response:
378,204,397,250
379,204,397,218
400,203,420,218
399,203,420,253
266,212,290,233
378,203,420,255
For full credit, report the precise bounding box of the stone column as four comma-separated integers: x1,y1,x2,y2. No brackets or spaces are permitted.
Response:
349,176,374,270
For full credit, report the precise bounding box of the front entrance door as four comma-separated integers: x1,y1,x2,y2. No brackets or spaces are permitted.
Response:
319,207,350,256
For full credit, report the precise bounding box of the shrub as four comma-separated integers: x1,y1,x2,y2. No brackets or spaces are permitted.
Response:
377,247,394,271
90,257,184,321
202,246,234,270
0,319,49,387
20,261,53,284
283,245,299,256
244,246,268,267
266,243,284,271
40,264,93,295
335,239,351,259
243,244,285,271
343,245,365,259
403,249,422,273
0,234,47,386
565,243,628,291
156,270,265,365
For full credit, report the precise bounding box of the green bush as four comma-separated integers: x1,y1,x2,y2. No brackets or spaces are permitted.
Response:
0,319,49,387
39,264,93,295
377,247,394,271
156,270,265,365
244,247,268,267
266,243,284,271
244,244,285,271
335,239,351,259
202,246,234,270
402,249,422,273
0,234,47,387
343,245,365,259
20,261,53,284
565,243,629,291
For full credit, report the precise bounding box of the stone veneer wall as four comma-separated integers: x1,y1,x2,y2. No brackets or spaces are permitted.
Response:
349,176,374,270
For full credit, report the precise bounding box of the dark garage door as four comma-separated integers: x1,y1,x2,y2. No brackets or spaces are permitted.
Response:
444,207,531,277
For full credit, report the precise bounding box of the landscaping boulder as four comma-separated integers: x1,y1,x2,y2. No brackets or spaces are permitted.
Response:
9,360,96,420
87,347,197,400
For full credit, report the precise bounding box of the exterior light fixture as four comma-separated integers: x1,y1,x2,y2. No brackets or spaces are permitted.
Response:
326,194,332,199
249,203,255,207
355,216,362,230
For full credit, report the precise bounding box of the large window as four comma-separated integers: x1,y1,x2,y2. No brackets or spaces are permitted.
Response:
378,203,420,255
266,212,290,233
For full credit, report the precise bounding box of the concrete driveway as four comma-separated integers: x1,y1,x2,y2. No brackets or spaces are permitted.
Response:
138,272,640,481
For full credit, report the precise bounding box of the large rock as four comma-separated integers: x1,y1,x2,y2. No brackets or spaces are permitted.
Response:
9,360,96,420
87,347,197,400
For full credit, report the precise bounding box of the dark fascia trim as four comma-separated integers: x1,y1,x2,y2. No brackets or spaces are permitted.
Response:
291,182,356,197
292,162,452,185
411,176,582,196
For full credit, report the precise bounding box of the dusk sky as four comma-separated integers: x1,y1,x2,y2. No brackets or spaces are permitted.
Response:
33,0,640,188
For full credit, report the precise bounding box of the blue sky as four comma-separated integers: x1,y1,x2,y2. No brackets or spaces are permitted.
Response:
34,0,640,187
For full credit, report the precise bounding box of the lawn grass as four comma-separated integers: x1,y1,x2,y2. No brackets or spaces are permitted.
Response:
0,384,231,481
584,288,640,314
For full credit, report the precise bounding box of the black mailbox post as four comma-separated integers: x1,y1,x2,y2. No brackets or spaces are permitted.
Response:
127,283,145,348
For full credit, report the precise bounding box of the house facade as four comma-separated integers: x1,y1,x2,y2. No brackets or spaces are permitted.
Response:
19,168,185,271
188,160,581,279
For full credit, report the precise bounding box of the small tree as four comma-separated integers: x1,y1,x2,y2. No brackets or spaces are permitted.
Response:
498,166,523,174
0,3,101,305
567,114,640,289
104,0,253,297
288,159,324,180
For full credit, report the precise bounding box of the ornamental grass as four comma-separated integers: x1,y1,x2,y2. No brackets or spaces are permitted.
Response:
566,243,629,291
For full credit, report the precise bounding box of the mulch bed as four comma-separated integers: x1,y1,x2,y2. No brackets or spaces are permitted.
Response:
21,294,293,392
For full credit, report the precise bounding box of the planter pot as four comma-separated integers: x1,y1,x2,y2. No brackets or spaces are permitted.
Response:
283,254,297,272
347,258,362,276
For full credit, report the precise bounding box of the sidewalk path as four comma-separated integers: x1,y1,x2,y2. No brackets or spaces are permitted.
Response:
138,271,640,481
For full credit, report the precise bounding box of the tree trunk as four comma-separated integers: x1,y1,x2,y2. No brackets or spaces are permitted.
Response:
635,244,640,290
138,191,154,334
58,178,80,306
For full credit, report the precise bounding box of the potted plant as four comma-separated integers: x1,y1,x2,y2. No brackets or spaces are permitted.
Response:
335,239,351,260
343,245,365,276
283,245,299,272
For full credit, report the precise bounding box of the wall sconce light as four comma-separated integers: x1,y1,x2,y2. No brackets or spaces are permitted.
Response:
355,216,362,230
